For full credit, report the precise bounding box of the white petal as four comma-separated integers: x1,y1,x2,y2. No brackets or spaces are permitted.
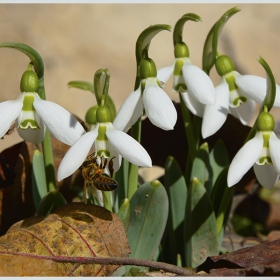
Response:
227,132,263,187
269,132,280,174
16,117,46,144
57,124,99,181
182,64,215,105
180,91,205,117
143,80,177,130
253,163,279,190
0,95,23,138
33,95,85,146
202,81,229,139
229,98,255,125
106,127,152,168
157,64,174,83
235,74,266,104
113,88,143,132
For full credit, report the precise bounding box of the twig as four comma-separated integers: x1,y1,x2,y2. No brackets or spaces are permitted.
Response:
0,251,195,276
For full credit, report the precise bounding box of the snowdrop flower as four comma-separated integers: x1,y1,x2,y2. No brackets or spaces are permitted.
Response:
228,108,280,190
113,58,177,132
157,42,216,117
57,104,152,181
202,55,280,139
0,67,85,145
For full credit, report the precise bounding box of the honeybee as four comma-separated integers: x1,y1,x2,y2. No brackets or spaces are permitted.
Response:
81,153,118,203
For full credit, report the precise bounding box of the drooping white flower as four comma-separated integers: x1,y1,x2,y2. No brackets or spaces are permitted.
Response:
57,104,152,181
113,58,177,132
0,69,85,145
202,55,280,139
228,110,280,190
157,42,216,117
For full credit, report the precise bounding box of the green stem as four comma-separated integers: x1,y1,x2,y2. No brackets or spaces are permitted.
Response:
103,191,112,211
127,117,142,200
42,129,56,192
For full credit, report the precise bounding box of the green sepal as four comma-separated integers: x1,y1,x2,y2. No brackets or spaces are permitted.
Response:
209,139,230,188
173,13,202,45
190,142,212,194
127,180,169,270
258,56,276,113
0,42,45,99
184,177,218,267
32,150,48,212
117,198,130,231
164,156,187,265
37,190,67,216
135,24,171,90
202,6,241,74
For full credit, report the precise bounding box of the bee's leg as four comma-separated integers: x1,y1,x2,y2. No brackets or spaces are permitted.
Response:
109,157,115,177
102,158,108,170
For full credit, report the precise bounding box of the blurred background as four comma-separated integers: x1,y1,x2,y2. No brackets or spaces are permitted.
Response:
1,4,280,152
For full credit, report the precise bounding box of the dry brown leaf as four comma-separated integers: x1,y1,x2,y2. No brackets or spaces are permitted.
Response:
196,238,280,276
0,202,130,276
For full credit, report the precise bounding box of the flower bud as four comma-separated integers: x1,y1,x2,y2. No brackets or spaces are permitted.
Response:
174,42,189,58
20,70,39,93
96,105,112,123
215,55,235,76
256,111,275,132
139,58,157,79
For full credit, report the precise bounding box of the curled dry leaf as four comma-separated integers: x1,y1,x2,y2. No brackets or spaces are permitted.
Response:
196,238,280,276
0,202,130,276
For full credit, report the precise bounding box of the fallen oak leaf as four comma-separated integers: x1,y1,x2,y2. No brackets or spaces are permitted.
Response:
0,202,130,276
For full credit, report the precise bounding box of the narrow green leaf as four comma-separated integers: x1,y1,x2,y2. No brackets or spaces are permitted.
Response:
184,177,218,268
190,142,212,194
113,158,129,212
117,198,130,231
202,6,241,74
258,56,276,113
164,156,187,264
209,139,230,188
173,13,202,45
127,180,169,267
32,150,48,212
210,166,234,237
68,80,95,93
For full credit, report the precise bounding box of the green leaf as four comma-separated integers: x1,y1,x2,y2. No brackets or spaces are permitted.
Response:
209,139,230,188
32,150,48,212
127,180,169,268
37,190,67,216
210,167,233,245
184,177,218,268
173,13,202,45
113,158,129,212
117,198,130,232
0,42,45,99
202,6,241,74
164,156,187,264
258,56,276,113
68,80,95,93
190,142,212,194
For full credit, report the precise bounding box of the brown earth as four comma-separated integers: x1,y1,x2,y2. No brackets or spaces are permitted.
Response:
1,4,280,152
